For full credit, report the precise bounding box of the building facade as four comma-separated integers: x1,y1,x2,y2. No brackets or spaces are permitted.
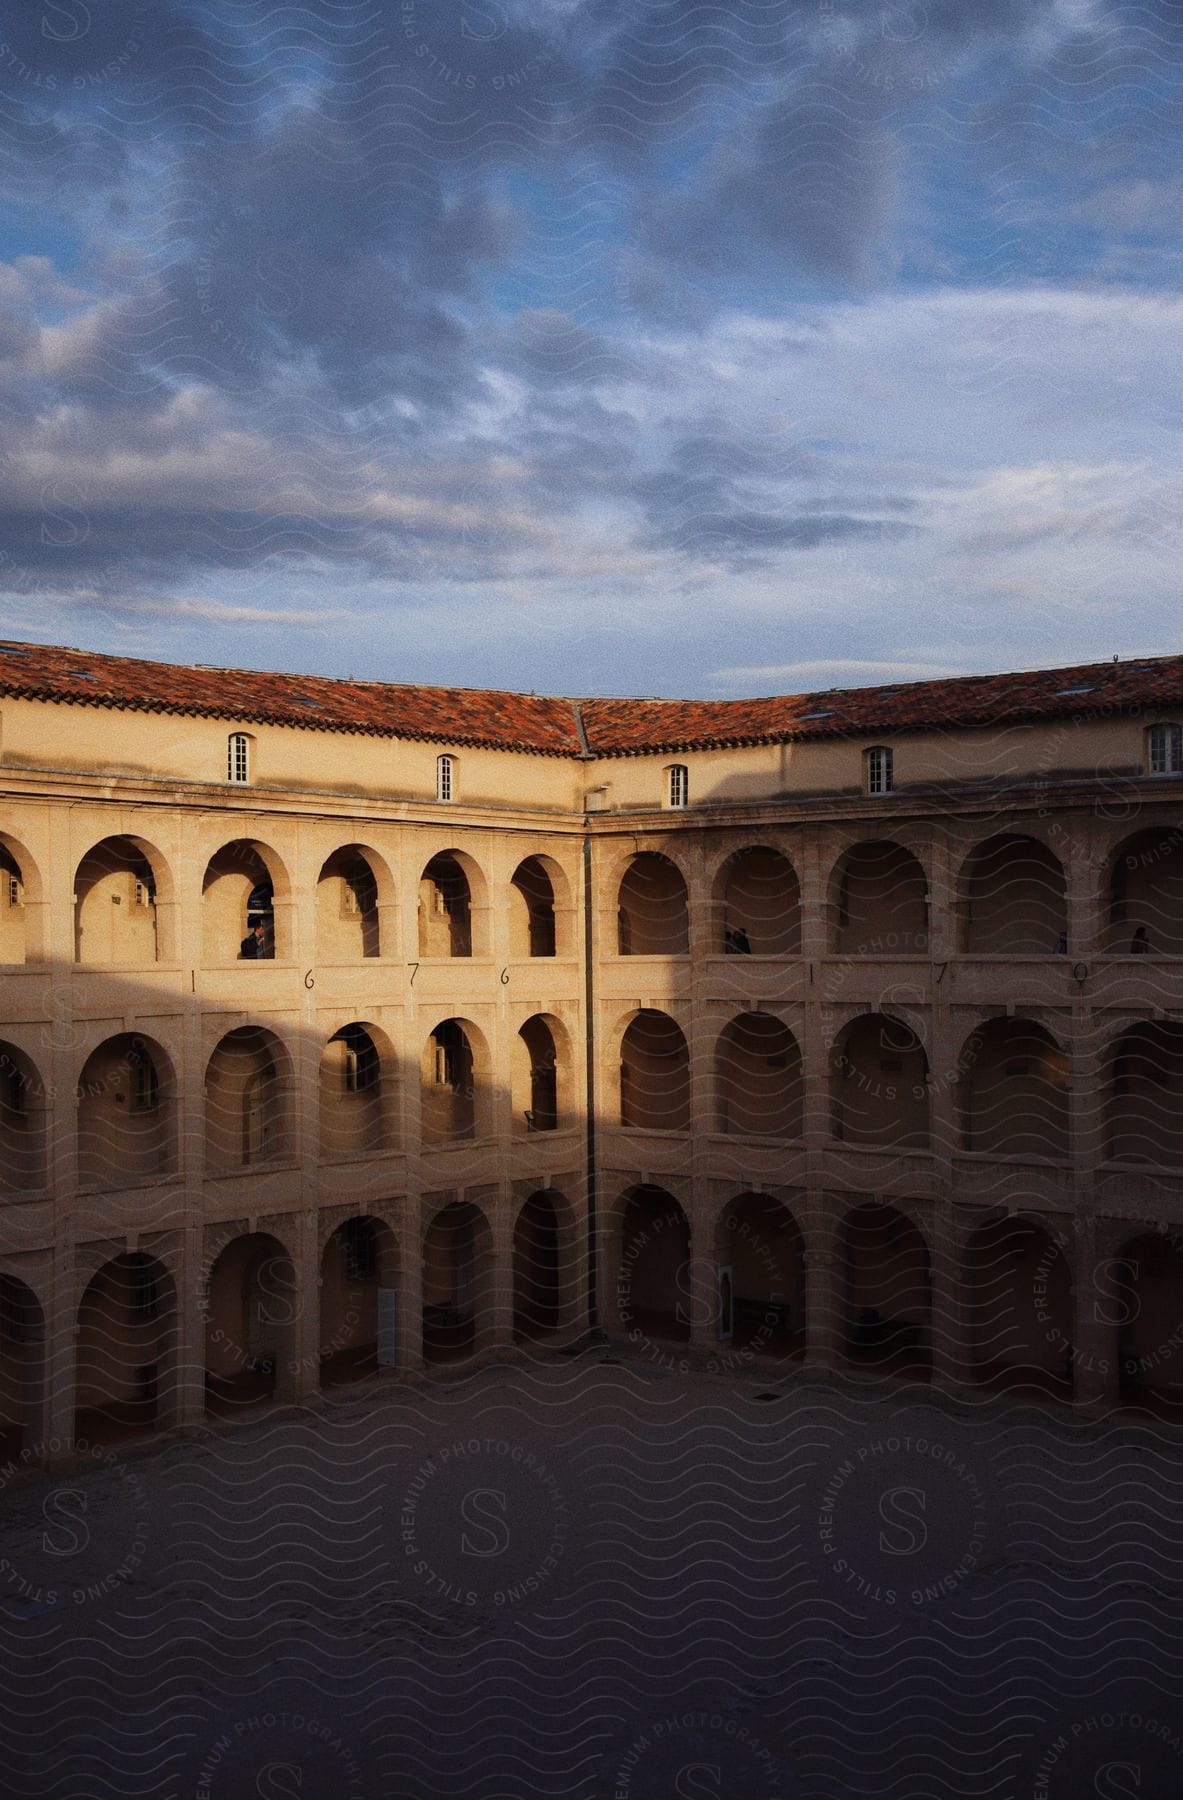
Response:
1,641,1182,1465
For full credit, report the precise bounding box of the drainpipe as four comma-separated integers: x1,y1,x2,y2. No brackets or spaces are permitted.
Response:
582,828,602,1343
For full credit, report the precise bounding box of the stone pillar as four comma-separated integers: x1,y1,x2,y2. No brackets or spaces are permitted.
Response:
929,1204,971,1395
164,1223,205,1433
285,1210,321,1404
803,1222,844,1374
487,1197,516,1351
397,1212,424,1374
42,1244,77,1465
1071,1218,1120,1413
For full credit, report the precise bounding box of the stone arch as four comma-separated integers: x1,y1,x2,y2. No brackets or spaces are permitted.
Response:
513,1189,578,1341
512,1013,570,1136
204,1231,298,1414
418,848,487,958
315,844,391,960
421,1017,490,1144
0,832,41,965
1105,826,1183,956
615,1185,692,1345
509,854,572,958
1106,1022,1183,1164
958,1017,1070,1159
204,1027,294,1172
829,1012,929,1148
714,1012,803,1139
713,1192,805,1358
0,1039,49,1194
964,1214,1073,1397
958,831,1067,955
617,852,690,956
319,1215,399,1388
0,1272,45,1458
319,1022,396,1158
829,840,928,956
74,1251,177,1444
74,834,171,965
1114,1230,1183,1414
713,845,801,956
76,1032,177,1189
840,1202,932,1376
619,1009,691,1132
422,1199,495,1363
201,839,290,963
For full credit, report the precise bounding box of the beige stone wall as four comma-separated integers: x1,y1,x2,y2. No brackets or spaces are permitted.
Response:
1,686,1183,1458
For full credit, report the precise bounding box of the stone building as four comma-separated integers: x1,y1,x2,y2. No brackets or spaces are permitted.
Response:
1,639,1182,1464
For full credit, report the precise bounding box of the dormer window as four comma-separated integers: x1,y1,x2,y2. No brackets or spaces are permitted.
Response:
436,753,455,802
228,732,251,785
1148,722,1183,776
866,745,894,795
667,764,688,809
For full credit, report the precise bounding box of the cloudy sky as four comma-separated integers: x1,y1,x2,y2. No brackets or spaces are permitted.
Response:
0,0,1180,696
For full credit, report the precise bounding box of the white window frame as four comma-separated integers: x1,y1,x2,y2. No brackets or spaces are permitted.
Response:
436,753,455,802
1148,722,1183,776
866,745,894,796
667,764,689,809
228,732,251,785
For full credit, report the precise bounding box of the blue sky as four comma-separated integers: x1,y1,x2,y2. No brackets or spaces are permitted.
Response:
0,0,1180,696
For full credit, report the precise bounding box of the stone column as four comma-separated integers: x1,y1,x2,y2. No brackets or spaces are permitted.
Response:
1071,1217,1120,1413
803,1217,844,1374
929,1204,971,1394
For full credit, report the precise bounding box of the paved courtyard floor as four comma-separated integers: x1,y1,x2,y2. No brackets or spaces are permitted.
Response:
1,1352,1181,1798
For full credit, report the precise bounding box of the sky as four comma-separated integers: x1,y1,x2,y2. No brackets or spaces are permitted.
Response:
0,0,1180,698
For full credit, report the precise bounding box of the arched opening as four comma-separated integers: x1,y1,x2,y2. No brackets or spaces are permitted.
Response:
422,1201,494,1363
418,853,472,957
716,846,801,956
421,1018,480,1144
1107,827,1183,956
315,846,381,959
509,856,560,958
319,1023,392,1158
619,1010,690,1132
959,833,1067,955
512,1014,563,1135
959,1018,1070,1158
964,1216,1073,1399
1115,1232,1183,1416
319,1217,398,1388
0,1275,44,1460
74,836,164,965
513,1190,572,1341
715,1013,803,1138
0,1041,48,1193
1107,1023,1183,1164
204,1028,292,1172
840,1203,932,1377
714,1193,805,1358
830,841,928,956
202,840,285,962
617,853,690,956
74,1253,175,1444
76,1034,175,1188
830,1013,929,1148
617,1186,691,1344
204,1233,298,1414
0,839,33,965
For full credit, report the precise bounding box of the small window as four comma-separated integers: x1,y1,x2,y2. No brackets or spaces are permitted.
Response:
436,754,455,802
866,745,894,795
667,764,688,809
130,1051,159,1114
228,732,251,785
342,1219,377,1283
6,875,20,908
1148,722,1183,776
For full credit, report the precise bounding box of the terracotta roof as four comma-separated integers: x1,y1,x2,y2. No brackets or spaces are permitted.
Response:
0,640,1179,758
579,656,1183,754
0,640,582,756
